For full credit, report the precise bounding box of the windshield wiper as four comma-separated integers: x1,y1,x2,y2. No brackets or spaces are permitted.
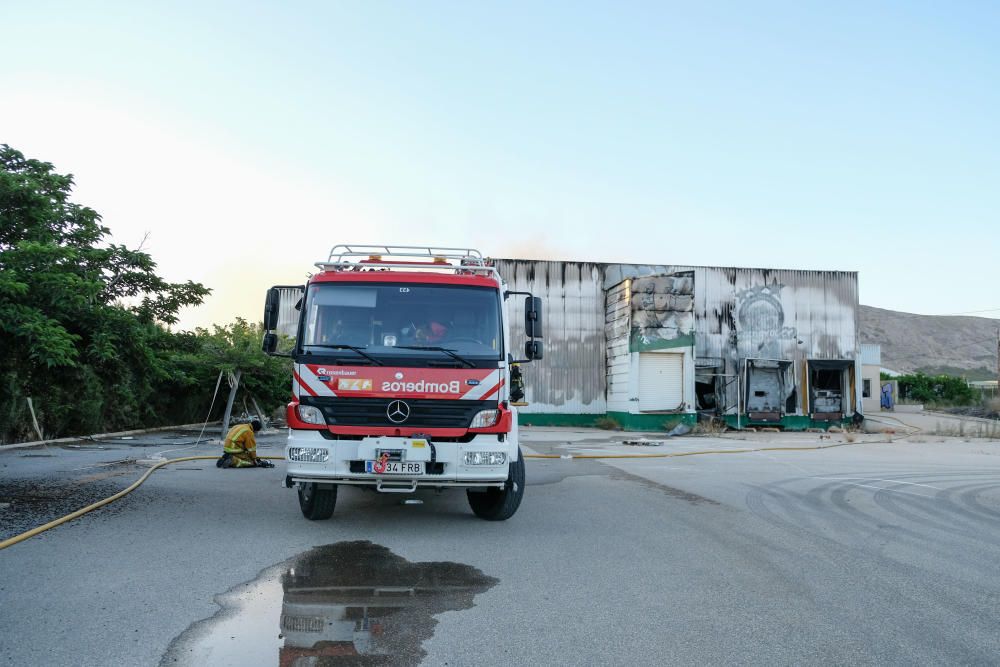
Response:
303,344,384,366
395,346,476,369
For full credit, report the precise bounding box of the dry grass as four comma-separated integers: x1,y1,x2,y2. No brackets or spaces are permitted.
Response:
692,420,728,436
594,416,622,431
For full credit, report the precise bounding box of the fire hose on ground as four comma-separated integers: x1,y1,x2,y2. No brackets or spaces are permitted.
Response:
0,436,904,551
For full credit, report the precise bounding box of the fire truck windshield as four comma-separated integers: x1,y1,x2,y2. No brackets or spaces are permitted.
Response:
301,283,502,363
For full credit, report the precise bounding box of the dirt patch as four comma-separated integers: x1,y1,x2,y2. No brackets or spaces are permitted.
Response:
610,469,721,506
0,468,142,540
526,457,608,487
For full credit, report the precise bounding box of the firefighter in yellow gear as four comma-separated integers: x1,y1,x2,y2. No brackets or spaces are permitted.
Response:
219,418,262,468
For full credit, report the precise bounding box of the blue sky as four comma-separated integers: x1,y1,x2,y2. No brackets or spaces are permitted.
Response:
3,1,998,328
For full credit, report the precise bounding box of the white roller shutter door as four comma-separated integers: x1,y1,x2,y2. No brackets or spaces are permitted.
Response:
638,353,684,411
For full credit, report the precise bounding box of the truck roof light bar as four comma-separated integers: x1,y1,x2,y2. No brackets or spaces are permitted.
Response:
316,245,501,281
313,261,503,282
327,244,486,266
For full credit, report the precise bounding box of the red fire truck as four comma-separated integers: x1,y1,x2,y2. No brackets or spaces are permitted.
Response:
262,245,543,521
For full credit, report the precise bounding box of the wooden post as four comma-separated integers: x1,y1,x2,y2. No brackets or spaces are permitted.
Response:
220,369,242,441
25,398,44,441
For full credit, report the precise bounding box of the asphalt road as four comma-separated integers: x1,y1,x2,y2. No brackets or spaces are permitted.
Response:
2,427,999,665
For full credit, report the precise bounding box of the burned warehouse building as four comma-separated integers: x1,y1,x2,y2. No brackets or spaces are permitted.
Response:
495,259,860,431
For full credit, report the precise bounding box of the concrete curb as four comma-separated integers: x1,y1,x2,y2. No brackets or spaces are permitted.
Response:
920,410,1000,425
0,422,222,453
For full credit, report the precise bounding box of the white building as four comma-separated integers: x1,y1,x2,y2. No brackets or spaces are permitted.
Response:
496,259,860,431
860,343,883,413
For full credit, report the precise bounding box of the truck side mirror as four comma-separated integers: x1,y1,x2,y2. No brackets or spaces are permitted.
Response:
262,285,304,356
262,332,278,354
524,340,543,361
264,287,281,331
524,296,543,338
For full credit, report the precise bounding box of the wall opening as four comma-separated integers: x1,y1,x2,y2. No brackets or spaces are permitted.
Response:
694,358,724,415
695,375,718,411
808,360,854,420
744,359,793,422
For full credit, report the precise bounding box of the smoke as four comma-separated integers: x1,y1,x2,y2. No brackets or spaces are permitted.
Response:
490,238,568,261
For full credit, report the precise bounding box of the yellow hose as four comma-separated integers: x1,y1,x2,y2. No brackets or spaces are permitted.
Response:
0,455,284,551
522,440,864,460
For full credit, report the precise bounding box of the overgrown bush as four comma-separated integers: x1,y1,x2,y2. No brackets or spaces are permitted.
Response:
894,372,978,406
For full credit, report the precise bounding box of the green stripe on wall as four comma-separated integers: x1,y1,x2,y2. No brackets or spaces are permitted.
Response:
518,412,697,431
629,332,695,352
517,413,610,428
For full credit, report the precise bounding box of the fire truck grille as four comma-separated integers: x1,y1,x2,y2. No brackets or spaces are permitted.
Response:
301,397,498,429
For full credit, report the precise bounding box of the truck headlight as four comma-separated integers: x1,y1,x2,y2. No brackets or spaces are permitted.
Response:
469,409,499,428
464,451,507,466
297,405,325,425
288,447,329,463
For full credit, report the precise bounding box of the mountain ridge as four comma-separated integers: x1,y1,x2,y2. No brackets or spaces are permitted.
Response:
860,305,999,379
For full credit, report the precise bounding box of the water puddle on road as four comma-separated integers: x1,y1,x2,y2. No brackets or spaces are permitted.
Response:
162,541,497,666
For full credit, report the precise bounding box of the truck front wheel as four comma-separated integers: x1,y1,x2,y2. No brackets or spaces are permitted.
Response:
298,482,337,520
467,448,524,521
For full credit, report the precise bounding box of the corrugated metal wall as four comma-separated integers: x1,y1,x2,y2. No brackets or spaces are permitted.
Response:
494,260,606,414
693,267,858,362
860,343,881,366
605,280,631,413
277,287,303,339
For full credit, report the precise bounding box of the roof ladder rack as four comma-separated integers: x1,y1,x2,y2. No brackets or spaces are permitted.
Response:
314,244,500,281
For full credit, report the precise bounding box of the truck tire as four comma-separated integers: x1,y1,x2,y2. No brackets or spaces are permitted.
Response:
467,448,524,521
298,482,337,520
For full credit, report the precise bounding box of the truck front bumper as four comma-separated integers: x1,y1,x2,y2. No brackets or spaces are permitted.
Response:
284,430,517,490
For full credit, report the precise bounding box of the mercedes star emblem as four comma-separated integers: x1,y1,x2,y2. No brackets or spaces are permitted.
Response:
386,400,410,424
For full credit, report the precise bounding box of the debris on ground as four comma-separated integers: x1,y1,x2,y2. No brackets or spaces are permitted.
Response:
622,438,666,447
666,422,692,437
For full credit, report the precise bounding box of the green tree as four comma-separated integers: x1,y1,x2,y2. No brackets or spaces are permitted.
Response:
174,320,292,423
0,145,210,441
895,372,977,405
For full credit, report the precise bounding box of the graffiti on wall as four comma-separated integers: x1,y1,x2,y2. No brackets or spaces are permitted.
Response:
629,272,695,352
734,283,798,357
